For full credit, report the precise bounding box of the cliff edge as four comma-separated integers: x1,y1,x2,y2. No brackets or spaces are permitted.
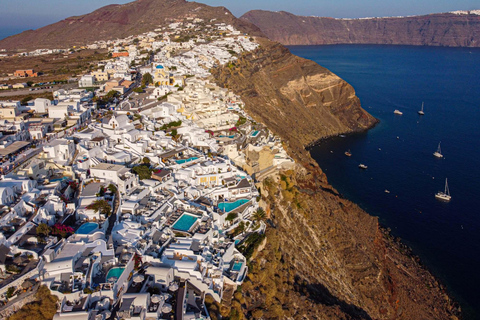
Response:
241,10,480,47
211,38,460,319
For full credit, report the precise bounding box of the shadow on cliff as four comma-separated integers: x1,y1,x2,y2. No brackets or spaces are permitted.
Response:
294,276,373,320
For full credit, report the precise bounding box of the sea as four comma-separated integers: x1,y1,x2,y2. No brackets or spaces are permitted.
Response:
288,44,480,319
0,27,27,41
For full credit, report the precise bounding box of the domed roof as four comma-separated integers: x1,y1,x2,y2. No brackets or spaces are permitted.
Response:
156,65,164,69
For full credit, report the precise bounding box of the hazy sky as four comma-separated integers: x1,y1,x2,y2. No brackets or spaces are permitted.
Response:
0,0,478,30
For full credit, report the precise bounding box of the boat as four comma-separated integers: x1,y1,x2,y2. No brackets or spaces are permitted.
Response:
358,164,368,169
394,110,403,115
344,150,352,157
435,178,451,201
384,189,390,193
418,102,425,115
433,142,443,158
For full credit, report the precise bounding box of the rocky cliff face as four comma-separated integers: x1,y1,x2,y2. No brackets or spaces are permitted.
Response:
241,10,480,47
211,38,459,319
212,38,376,159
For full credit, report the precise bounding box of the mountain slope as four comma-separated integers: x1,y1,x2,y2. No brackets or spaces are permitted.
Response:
211,39,459,318
241,10,480,47
0,0,460,318
0,0,262,51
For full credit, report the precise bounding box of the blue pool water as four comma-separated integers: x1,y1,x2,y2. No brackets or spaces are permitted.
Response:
50,177,69,183
250,130,260,137
106,267,125,282
76,222,98,234
218,199,250,213
175,157,198,164
232,262,243,272
172,213,198,232
289,44,480,319
218,135,235,138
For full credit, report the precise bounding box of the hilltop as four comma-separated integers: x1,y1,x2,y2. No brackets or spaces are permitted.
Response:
241,10,480,47
0,0,261,51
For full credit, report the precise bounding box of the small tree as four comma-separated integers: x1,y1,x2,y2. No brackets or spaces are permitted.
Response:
108,183,117,194
6,287,15,299
225,212,238,222
252,208,266,224
142,72,153,86
86,199,112,217
142,157,151,165
36,223,51,237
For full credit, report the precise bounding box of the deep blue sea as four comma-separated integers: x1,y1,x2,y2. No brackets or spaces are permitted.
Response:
0,27,27,40
289,45,480,319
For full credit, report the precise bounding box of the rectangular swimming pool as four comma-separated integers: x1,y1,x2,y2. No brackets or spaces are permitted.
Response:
175,157,198,164
250,130,260,137
106,267,125,283
218,199,250,213
172,213,199,232
232,262,243,272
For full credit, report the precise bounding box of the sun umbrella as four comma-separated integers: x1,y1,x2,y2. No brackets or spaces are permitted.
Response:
168,282,179,291
133,274,144,283
151,294,163,303
161,303,172,313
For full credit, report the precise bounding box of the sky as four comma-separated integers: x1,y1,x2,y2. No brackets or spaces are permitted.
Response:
0,0,478,34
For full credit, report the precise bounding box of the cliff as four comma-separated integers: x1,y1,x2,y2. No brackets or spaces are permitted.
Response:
211,39,459,319
241,10,480,47
0,0,262,51
212,38,376,159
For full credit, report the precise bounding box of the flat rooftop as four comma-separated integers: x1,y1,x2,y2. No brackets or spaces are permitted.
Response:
0,141,30,156
92,163,126,171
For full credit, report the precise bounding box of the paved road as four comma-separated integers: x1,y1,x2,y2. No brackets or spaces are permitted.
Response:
0,83,77,97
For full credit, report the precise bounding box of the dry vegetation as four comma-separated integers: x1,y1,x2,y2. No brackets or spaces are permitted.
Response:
8,285,58,320
0,49,109,84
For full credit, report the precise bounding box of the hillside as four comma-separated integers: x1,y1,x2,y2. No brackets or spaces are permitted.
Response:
0,0,461,318
241,10,480,47
211,39,459,319
0,0,262,51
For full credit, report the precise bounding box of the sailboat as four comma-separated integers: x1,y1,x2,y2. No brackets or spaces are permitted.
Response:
433,142,443,158
344,150,352,157
418,102,425,115
435,178,451,201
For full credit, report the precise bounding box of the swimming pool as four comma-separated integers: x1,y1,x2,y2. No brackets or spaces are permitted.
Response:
218,135,235,138
76,222,99,234
218,199,250,213
175,157,198,164
232,262,243,272
172,213,198,232
106,267,125,283
250,130,260,137
50,177,70,183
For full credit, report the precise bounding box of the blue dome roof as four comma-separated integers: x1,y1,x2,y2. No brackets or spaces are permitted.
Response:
156,65,164,69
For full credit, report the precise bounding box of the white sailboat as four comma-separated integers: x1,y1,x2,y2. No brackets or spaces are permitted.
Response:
394,109,403,115
433,142,443,158
418,102,425,115
435,178,451,201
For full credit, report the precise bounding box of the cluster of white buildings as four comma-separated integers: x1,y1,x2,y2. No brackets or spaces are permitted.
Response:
0,18,295,320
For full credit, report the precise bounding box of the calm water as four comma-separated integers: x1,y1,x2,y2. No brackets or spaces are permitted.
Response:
289,45,480,319
0,27,27,40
